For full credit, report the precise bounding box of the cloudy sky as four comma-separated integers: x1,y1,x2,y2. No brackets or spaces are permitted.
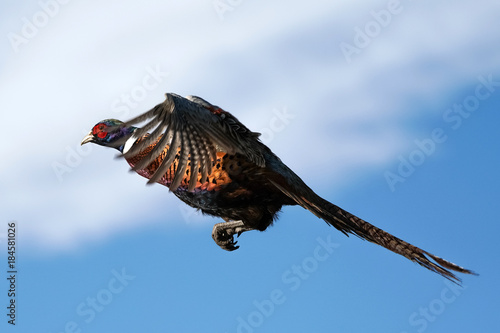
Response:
0,0,499,332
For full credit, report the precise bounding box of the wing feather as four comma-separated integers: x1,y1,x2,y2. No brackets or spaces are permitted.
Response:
147,129,180,185
129,123,169,171
114,93,265,191
169,130,190,190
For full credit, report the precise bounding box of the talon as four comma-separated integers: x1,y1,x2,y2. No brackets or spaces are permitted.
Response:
211,220,254,251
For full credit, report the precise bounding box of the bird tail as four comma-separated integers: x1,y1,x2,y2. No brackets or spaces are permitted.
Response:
269,179,476,284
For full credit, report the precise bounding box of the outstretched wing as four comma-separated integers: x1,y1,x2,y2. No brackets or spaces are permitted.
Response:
115,93,264,191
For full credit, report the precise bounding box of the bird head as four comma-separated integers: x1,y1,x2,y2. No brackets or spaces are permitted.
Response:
81,119,136,152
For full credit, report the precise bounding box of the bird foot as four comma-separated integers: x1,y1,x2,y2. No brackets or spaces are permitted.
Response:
212,220,253,251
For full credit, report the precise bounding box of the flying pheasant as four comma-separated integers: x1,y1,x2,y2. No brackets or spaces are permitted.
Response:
81,93,476,283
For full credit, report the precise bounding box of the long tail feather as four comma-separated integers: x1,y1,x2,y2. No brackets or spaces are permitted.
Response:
270,179,476,284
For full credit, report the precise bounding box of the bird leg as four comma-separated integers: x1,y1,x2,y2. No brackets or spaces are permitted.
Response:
212,220,254,251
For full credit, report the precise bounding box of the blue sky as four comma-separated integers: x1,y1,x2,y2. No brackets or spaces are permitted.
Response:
1,0,499,332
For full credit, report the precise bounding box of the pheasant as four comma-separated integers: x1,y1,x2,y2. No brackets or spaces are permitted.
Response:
81,93,476,283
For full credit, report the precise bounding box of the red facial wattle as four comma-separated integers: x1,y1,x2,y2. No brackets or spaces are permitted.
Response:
92,124,108,139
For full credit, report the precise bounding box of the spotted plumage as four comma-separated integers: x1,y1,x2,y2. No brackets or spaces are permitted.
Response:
81,93,476,284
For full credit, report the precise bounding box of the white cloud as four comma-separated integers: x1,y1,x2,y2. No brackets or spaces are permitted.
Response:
1,0,499,252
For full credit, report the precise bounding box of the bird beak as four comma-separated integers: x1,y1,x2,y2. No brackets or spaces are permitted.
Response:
81,132,94,145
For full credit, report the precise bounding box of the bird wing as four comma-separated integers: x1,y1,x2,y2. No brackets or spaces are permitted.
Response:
115,93,264,191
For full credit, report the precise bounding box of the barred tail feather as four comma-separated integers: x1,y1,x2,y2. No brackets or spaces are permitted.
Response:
270,179,477,284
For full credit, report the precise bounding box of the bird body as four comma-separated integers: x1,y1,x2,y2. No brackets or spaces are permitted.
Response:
120,136,308,235
82,93,476,283
123,132,294,231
